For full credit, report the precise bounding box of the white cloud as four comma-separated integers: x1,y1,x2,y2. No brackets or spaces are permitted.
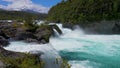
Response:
0,5,5,8
0,0,49,13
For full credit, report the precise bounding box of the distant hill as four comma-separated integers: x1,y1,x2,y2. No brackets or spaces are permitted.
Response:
0,9,47,20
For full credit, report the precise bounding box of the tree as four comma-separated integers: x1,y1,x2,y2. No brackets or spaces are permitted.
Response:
47,0,120,24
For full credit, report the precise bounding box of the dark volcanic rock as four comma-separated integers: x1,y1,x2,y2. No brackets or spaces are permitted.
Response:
35,26,52,43
0,24,17,38
0,22,63,44
0,30,9,39
0,36,9,47
15,32,37,41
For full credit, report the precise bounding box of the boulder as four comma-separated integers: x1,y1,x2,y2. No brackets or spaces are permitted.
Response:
35,25,53,43
15,32,37,41
35,30,51,43
0,24,17,38
0,36,9,47
15,24,54,44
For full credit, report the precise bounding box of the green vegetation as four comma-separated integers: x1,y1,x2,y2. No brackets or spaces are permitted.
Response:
0,53,45,68
23,17,39,31
0,9,47,21
55,58,71,68
60,60,71,68
48,0,120,24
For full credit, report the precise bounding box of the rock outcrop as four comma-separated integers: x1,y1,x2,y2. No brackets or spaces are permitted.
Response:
0,36,9,47
0,47,43,68
0,23,62,44
0,23,17,38
35,24,53,43
15,32,37,41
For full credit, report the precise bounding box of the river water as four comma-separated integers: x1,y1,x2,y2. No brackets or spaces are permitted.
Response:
50,24,120,68
4,24,120,68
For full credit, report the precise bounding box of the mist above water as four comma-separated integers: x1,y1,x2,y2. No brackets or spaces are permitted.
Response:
50,24,120,68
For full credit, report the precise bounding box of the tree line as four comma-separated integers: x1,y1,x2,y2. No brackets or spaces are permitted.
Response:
0,9,47,21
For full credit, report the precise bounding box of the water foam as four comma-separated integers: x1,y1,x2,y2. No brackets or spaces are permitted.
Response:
69,60,102,68
50,24,120,68
4,41,62,68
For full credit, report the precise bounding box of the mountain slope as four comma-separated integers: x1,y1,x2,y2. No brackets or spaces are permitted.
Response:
0,9,47,20
47,0,120,24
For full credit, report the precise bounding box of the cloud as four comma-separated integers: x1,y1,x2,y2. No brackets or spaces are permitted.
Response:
0,5,5,8
0,0,49,13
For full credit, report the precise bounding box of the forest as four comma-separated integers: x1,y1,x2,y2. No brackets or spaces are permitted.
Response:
47,0,120,25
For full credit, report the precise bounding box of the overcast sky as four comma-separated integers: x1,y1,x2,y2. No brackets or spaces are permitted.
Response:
0,0,61,13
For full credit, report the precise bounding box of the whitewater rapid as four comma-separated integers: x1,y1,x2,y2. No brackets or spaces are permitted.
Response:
4,23,120,68
50,24,120,68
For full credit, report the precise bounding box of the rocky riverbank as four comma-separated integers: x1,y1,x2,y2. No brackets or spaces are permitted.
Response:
0,22,62,45
0,22,62,68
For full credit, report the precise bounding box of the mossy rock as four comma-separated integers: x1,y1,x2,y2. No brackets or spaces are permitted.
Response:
35,24,53,43
60,59,71,68
2,54,45,68
0,47,45,68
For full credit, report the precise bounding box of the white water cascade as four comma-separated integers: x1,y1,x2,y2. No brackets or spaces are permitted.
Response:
3,23,120,68
50,24,120,68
